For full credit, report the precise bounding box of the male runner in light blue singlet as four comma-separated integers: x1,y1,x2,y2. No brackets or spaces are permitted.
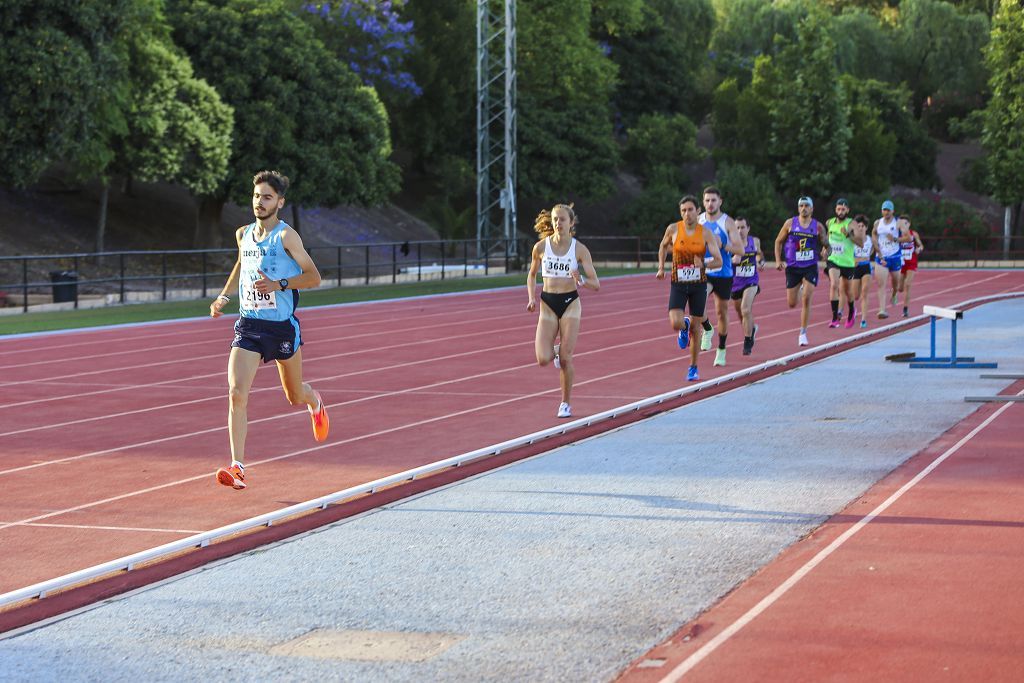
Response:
699,186,743,366
209,170,329,490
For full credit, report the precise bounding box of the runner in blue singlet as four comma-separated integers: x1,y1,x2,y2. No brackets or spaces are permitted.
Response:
209,170,330,490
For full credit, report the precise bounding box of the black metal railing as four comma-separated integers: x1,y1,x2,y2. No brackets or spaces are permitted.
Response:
0,234,1019,314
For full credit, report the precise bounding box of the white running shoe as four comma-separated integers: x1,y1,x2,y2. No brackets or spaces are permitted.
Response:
553,344,561,369
798,332,809,346
700,329,713,352
557,402,572,418
714,348,726,366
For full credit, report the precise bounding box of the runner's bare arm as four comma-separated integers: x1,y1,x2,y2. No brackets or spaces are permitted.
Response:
573,243,601,292
723,215,745,256
914,232,924,253
656,224,676,280
703,229,723,271
848,222,866,247
254,228,322,294
754,237,765,269
774,220,791,270
897,219,915,242
526,241,543,311
210,227,247,317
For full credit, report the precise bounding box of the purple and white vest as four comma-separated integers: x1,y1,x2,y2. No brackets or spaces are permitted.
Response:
731,237,759,291
784,218,820,268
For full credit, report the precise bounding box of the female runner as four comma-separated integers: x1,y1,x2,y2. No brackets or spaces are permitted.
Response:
526,204,601,418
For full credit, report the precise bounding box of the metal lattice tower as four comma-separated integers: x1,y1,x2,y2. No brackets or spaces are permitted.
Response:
476,0,517,255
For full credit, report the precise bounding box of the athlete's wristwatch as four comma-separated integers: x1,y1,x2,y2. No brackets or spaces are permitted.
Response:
278,279,289,291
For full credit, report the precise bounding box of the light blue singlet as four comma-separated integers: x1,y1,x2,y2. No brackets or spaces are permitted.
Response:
701,212,734,278
237,221,303,322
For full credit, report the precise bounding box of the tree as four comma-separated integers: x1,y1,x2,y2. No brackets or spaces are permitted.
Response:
982,0,1024,247
517,0,620,200
95,38,234,252
391,1,476,173
833,103,896,196
710,68,774,171
165,0,399,247
831,7,895,81
624,113,704,181
0,0,141,185
841,76,938,190
766,11,851,200
602,0,716,127
891,0,989,118
708,0,808,84
714,163,785,242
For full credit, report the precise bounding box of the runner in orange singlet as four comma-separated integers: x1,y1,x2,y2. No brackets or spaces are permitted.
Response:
656,195,723,382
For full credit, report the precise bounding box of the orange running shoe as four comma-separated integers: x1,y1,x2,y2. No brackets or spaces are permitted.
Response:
310,390,329,442
216,464,246,490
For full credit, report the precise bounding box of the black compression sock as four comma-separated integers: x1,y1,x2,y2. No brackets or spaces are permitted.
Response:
830,299,839,318
718,334,727,350
702,319,713,332
848,302,855,319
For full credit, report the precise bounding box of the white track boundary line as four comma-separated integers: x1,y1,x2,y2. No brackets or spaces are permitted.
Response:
0,312,669,442
0,268,993,378
0,273,649,350
0,286,656,398
0,295,886,471
0,268,998,398
2,292,1018,608
0,270,999,413
659,385,1024,683
1,522,202,534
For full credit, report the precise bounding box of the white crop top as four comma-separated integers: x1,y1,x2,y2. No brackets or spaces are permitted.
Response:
541,237,578,278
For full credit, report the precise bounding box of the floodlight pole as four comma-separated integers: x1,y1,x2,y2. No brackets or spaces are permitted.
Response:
476,0,517,257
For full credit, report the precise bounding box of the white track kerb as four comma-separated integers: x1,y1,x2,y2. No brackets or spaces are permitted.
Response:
1,291,1019,610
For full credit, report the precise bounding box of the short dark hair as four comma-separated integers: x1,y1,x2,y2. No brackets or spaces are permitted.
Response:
702,185,722,198
253,170,289,197
734,216,748,224
679,195,699,209
853,213,869,225
901,213,912,222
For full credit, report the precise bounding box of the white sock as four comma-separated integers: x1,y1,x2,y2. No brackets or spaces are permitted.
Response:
231,460,245,471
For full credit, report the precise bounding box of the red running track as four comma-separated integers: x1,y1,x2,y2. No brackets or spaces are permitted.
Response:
618,380,1024,683
1,268,1022,598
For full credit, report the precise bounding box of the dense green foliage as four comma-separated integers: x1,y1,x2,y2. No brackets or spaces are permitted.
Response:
0,0,140,183
517,0,620,200
165,0,399,212
603,0,716,127
2,0,1019,248
981,0,1024,210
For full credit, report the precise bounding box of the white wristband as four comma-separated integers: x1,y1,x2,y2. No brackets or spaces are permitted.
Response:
217,294,230,302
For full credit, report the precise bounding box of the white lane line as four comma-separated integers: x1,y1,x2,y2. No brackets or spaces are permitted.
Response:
0,522,202,534
0,380,580,531
2,299,1018,534
0,276,646,360
0,283,656,400
0,269,996,419
0,299,518,371
0,310,658,436
0,265,963,394
0,287,528,356
658,389,1023,683
0,291,817,450
0,320,701,474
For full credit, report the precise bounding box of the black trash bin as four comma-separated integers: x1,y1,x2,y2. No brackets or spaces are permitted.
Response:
50,270,78,303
